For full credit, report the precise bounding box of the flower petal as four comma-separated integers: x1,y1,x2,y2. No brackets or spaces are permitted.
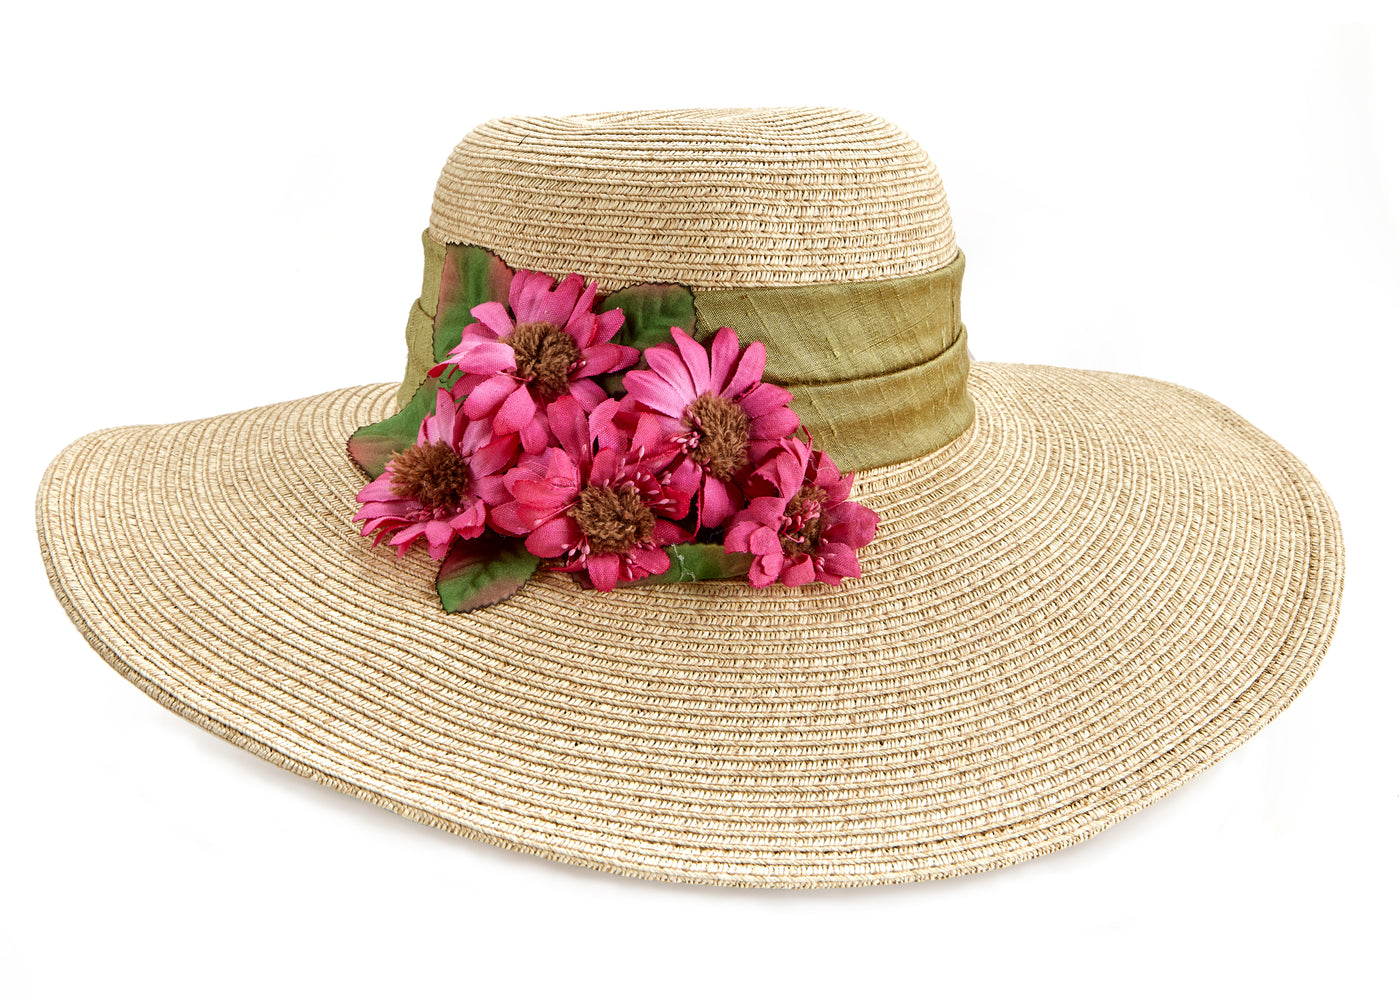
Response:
667,458,701,496
469,433,519,478
752,446,805,498
490,501,528,536
825,501,880,548
508,270,556,322
526,515,583,558
542,447,580,485
589,399,627,453
739,381,795,418
562,281,600,342
567,376,608,411
546,274,588,325
748,406,800,442
724,519,763,552
642,343,698,399
727,340,768,397
510,475,576,510
743,496,789,524
518,411,551,455
577,342,638,377
448,502,487,534
586,553,622,592
621,369,688,418
475,473,511,507
390,522,428,556
470,302,515,338
465,374,520,420
424,519,456,556
707,326,740,393
547,396,591,456
451,340,517,376
511,270,584,327
631,411,671,462
699,475,740,529
815,540,861,581
747,552,781,587
629,545,673,578
652,519,693,546
779,556,817,588
594,307,625,343
823,468,854,503
672,327,712,394
430,389,456,445
494,382,538,434
355,473,400,503
590,447,620,487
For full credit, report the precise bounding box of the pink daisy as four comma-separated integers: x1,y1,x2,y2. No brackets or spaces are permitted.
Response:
353,389,517,560
428,269,639,454
622,326,799,528
491,397,690,592
723,436,880,588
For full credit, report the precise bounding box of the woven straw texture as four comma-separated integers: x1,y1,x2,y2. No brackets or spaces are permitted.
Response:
428,107,958,290
36,365,1341,887
34,108,1342,886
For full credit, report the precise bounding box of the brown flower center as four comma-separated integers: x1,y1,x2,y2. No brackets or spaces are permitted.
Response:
509,321,583,398
389,441,470,510
780,484,828,556
568,484,656,555
683,391,751,480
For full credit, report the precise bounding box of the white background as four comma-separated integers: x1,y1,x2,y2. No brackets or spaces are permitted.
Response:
3,5,1397,994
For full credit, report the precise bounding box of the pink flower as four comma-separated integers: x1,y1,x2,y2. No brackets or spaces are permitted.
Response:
428,269,639,453
724,436,879,588
353,389,517,559
492,397,690,592
622,326,799,528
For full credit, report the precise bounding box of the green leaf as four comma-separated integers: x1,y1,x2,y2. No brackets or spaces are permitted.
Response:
603,282,695,353
348,376,439,479
628,543,753,586
434,243,514,362
436,534,541,613
598,282,696,393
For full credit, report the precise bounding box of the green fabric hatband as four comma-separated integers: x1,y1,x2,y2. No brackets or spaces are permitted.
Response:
397,231,973,472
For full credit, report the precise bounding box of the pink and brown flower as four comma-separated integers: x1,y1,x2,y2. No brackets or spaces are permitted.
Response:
724,436,880,587
622,326,799,529
491,397,691,592
428,269,640,453
353,389,517,560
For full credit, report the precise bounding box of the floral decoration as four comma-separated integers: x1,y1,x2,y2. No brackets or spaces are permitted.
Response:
724,436,880,587
622,327,799,528
427,270,638,453
353,388,515,559
348,246,880,613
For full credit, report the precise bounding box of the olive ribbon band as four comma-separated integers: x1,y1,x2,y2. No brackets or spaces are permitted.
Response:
397,231,974,472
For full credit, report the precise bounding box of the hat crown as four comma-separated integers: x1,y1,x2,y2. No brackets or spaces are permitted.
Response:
428,107,958,292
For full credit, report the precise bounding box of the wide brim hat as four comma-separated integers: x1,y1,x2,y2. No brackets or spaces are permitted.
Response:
35,107,1343,888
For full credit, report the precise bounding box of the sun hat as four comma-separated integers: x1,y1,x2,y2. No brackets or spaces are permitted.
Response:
35,106,1343,888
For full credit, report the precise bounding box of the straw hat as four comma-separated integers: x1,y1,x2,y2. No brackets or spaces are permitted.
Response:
35,107,1343,888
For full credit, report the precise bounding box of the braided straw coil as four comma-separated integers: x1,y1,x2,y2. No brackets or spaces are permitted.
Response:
36,109,1342,887
429,107,958,290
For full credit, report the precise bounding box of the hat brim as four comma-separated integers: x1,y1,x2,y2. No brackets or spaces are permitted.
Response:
35,363,1342,887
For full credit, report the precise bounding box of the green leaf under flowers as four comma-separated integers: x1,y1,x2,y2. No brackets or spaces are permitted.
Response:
348,375,441,479
603,282,697,352
435,243,515,361
436,535,541,613
598,282,696,394
627,543,754,586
